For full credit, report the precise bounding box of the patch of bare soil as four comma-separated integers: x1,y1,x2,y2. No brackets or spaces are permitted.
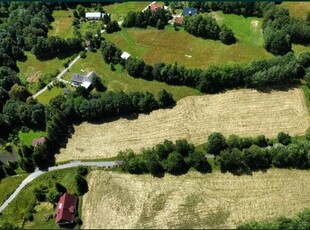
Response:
82,169,310,229
57,88,309,162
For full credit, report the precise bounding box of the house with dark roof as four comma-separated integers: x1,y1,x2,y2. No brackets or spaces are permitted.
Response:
31,137,46,147
55,193,78,225
182,7,198,16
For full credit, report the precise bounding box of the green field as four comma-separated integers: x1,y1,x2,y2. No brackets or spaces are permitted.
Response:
18,130,47,147
48,10,74,38
62,51,201,101
104,12,272,69
0,175,28,207
104,2,150,21
0,168,80,228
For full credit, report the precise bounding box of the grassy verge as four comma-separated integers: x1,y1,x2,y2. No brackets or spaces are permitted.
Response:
0,168,79,228
18,130,47,147
0,175,28,207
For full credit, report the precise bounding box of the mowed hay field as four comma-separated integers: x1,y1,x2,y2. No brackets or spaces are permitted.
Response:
56,88,309,162
82,169,310,229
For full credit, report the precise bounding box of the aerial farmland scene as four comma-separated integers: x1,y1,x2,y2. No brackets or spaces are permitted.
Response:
1,1,310,229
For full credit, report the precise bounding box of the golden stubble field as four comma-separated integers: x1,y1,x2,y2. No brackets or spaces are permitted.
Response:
82,169,310,229
56,88,309,162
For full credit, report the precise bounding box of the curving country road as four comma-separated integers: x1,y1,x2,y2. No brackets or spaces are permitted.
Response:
0,161,120,213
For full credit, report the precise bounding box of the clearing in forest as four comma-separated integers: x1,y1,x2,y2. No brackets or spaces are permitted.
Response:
82,169,310,229
56,88,309,162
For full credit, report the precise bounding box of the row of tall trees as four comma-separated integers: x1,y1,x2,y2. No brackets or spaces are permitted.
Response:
205,132,310,174
118,139,211,176
101,41,308,93
183,14,236,44
122,8,172,30
119,131,310,177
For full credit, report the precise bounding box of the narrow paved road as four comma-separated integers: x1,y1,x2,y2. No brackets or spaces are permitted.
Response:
32,55,81,99
0,161,120,213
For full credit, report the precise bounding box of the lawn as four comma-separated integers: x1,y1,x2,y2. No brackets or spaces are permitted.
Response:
281,2,310,20
18,130,47,147
36,84,75,105
0,168,79,228
17,52,72,90
62,51,201,101
48,10,74,38
104,2,150,21
0,175,28,207
83,169,310,228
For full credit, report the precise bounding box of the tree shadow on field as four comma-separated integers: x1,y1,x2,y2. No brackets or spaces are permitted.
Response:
87,113,139,125
255,83,299,93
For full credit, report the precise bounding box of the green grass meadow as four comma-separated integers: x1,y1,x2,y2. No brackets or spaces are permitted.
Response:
48,10,74,38
104,12,272,69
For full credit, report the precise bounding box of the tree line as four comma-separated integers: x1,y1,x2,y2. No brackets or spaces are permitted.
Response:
183,14,236,45
101,40,308,93
122,8,172,30
31,36,83,59
117,139,212,176
117,130,310,177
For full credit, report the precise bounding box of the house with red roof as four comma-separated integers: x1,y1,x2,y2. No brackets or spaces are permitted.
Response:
55,193,78,225
31,137,46,147
150,3,164,11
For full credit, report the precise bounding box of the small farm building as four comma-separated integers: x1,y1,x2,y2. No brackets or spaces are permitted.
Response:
121,51,131,60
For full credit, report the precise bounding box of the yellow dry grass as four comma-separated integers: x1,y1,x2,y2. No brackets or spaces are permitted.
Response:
82,169,310,229
56,88,309,162
281,2,310,20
